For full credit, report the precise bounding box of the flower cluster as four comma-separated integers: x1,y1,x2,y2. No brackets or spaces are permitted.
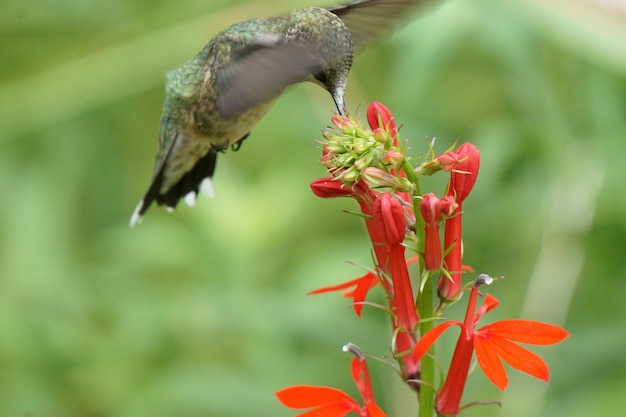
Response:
277,102,569,417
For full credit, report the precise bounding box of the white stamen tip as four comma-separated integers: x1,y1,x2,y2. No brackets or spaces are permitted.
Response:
184,191,197,207
199,178,214,198
130,202,143,228
166,206,174,213
475,273,493,286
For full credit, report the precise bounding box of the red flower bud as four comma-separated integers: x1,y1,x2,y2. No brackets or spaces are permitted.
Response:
331,114,351,129
373,193,406,245
383,151,404,167
366,101,397,138
310,177,353,199
435,151,460,172
447,143,480,204
439,195,458,217
419,193,442,225
420,193,443,271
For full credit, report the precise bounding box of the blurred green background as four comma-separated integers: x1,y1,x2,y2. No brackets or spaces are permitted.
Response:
1,0,625,416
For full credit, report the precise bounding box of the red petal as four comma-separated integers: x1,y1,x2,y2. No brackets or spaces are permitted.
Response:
351,273,379,316
276,386,355,408
307,273,379,317
413,321,460,363
308,276,367,295
291,404,353,417
480,320,570,345
351,357,376,405
474,334,508,390
366,402,388,417
310,178,353,199
475,294,499,321
480,334,550,382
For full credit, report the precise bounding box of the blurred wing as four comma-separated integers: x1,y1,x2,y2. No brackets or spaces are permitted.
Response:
216,36,325,119
326,0,435,48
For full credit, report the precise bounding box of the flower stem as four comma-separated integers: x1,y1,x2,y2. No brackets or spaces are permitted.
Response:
418,275,435,417
402,160,435,417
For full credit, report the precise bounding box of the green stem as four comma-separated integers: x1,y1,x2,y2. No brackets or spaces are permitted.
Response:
418,275,436,417
402,160,435,417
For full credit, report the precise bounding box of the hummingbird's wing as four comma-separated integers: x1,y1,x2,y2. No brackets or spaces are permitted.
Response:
216,36,326,119
326,0,434,48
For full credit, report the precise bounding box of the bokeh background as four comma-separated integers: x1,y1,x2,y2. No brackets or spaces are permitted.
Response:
1,0,625,416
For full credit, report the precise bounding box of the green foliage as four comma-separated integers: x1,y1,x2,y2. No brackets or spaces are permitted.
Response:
1,0,625,416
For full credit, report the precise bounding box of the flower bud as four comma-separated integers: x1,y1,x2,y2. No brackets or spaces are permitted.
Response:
383,151,404,167
354,152,375,171
439,195,459,217
341,166,360,183
373,193,406,245
420,193,443,271
310,177,352,199
436,151,460,172
373,127,389,144
366,101,397,138
362,167,413,191
331,114,350,129
419,193,442,225
447,143,480,204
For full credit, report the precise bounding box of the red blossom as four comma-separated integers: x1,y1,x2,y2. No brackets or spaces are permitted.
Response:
439,195,458,217
373,193,419,333
308,271,379,317
413,277,570,416
366,101,397,138
310,177,356,199
435,151,460,172
310,178,376,207
373,193,406,245
419,193,443,271
310,177,391,276
439,142,481,300
277,353,387,417
447,142,480,204
440,213,463,300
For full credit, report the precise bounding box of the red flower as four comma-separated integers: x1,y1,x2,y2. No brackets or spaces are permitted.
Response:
435,151,460,172
277,346,387,417
419,193,443,271
366,101,397,139
413,275,570,416
310,177,358,199
439,143,481,300
373,193,418,333
308,271,379,317
447,143,480,204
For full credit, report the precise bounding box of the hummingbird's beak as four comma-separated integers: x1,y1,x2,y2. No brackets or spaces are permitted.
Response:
332,92,346,116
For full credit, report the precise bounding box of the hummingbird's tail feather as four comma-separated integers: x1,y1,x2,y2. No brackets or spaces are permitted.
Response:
129,150,218,227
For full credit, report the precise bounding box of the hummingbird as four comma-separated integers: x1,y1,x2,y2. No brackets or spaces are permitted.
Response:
130,0,433,226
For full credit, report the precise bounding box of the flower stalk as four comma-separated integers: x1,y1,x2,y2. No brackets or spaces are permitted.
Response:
278,102,569,417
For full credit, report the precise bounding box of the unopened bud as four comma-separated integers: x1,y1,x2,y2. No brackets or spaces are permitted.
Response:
362,167,413,191
383,150,404,167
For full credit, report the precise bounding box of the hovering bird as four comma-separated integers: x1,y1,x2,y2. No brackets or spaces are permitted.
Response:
130,0,433,226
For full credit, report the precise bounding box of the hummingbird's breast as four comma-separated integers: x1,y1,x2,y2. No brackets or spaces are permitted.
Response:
192,96,278,151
